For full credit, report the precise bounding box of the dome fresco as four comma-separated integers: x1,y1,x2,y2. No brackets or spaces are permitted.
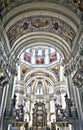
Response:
20,46,61,67
0,0,83,130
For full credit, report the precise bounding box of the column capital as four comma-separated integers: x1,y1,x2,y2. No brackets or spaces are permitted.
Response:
15,86,24,94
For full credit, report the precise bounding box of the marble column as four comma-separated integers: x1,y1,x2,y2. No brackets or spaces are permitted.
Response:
56,94,62,105
15,89,24,108
0,85,9,130
25,100,30,113
61,93,66,109
73,86,83,130
47,101,51,127
44,48,50,64
64,65,74,100
64,65,79,130
2,74,14,130
11,76,17,98
17,64,21,81
29,100,34,127
60,66,64,82
31,48,36,64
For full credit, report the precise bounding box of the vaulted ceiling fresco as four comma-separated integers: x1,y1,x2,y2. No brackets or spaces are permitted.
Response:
0,1,83,129
0,0,82,102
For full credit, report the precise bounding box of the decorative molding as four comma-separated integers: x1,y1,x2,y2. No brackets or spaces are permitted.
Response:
7,16,76,47
68,39,83,88
0,0,82,19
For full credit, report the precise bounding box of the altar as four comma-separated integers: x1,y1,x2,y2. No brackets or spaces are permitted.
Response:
32,102,47,130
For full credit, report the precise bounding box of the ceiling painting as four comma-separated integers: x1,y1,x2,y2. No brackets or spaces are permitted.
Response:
20,46,61,67
31,18,50,28
0,0,82,12
21,66,28,75
52,66,59,75
7,16,76,47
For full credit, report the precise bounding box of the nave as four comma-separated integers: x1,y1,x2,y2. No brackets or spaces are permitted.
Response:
0,0,83,130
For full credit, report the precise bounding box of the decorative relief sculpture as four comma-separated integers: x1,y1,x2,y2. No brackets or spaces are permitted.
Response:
7,17,76,47
61,23,75,40
55,93,78,124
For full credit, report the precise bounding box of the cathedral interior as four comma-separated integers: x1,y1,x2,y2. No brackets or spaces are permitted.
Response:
0,0,83,130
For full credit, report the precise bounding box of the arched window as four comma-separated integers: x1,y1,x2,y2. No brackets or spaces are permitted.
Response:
49,86,53,94
36,86,43,95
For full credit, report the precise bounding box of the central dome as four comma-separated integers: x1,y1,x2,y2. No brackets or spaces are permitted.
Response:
20,46,61,67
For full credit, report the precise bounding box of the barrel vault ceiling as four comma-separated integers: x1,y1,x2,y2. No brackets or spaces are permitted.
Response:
0,0,83,96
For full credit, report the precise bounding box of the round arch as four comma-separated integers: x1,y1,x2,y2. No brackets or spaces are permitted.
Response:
11,32,71,60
